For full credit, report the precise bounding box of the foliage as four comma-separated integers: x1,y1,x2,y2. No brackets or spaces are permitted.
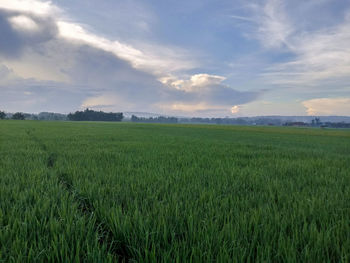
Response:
311,117,322,126
0,110,6,119
37,112,67,121
1,121,350,262
12,112,25,120
68,108,123,122
131,115,178,123
324,122,350,128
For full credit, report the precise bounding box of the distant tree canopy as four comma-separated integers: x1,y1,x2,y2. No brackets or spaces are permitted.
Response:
38,112,67,121
12,112,25,120
131,115,178,124
68,108,123,122
311,117,321,126
179,117,249,125
0,111,6,119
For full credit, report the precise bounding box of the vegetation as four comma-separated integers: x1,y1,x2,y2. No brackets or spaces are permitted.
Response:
68,108,123,122
1,121,350,262
11,112,25,120
131,115,178,123
2,109,350,127
0,110,5,119
36,112,68,121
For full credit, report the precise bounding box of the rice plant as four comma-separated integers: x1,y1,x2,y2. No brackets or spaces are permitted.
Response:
1,121,349,262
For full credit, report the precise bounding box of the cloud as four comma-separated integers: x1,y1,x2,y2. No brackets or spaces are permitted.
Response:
0,0,195,75
264,19,350,87
0,0,261,116
0,64,16,83
156,102,234,116
9,15,39,31
230,15,255,23
259,0,294,48
302,98,350,116
81,94,133,111
56,21,196,76
160,73,260,107
0,9,58,58
80,70,260,116
160,102,216,113
0,0,58,16
156,74,260,116
161,74,226,92
0,67,83,113
231,105,240,114
244,0,350,90
247,0,294,49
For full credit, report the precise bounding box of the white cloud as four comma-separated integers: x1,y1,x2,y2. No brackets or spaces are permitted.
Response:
157,73,260,116
161,73,226,92
231,105,240,114
250,0,294,49
0,0,58,16
190,74,226,87
56,21,195,76
164,102,215,112
230,15,255,22
246,1,350,89
263,19,350,86
9,15,39,31
81,94,118,108
156,102,232,116
81,94,135,111
0,65,17,84
302,98,350,116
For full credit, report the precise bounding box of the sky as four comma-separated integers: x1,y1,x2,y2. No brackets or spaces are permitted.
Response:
0,0,350,117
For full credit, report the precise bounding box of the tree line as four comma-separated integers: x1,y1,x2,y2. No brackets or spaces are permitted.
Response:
68,109,123,121
0,109,123,122
1,109,350,128
131,115,178,123
0,111,25,120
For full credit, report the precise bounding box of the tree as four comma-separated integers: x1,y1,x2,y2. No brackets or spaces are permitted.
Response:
12,112,25,120
131,115,138,122
315,117,321,125
68,109,123,122
130,115,178,123
0,111,6,119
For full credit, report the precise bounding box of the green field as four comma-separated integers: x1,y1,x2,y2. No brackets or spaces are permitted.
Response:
1,121,350,262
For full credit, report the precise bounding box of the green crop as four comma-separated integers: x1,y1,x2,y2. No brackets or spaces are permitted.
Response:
1,121,349,262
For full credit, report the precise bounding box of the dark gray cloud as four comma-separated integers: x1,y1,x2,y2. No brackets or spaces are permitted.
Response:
0,12,22,57
196,84,260,106
0,10,57,58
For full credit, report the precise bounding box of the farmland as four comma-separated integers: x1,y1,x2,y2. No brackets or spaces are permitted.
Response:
1,121,350,262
